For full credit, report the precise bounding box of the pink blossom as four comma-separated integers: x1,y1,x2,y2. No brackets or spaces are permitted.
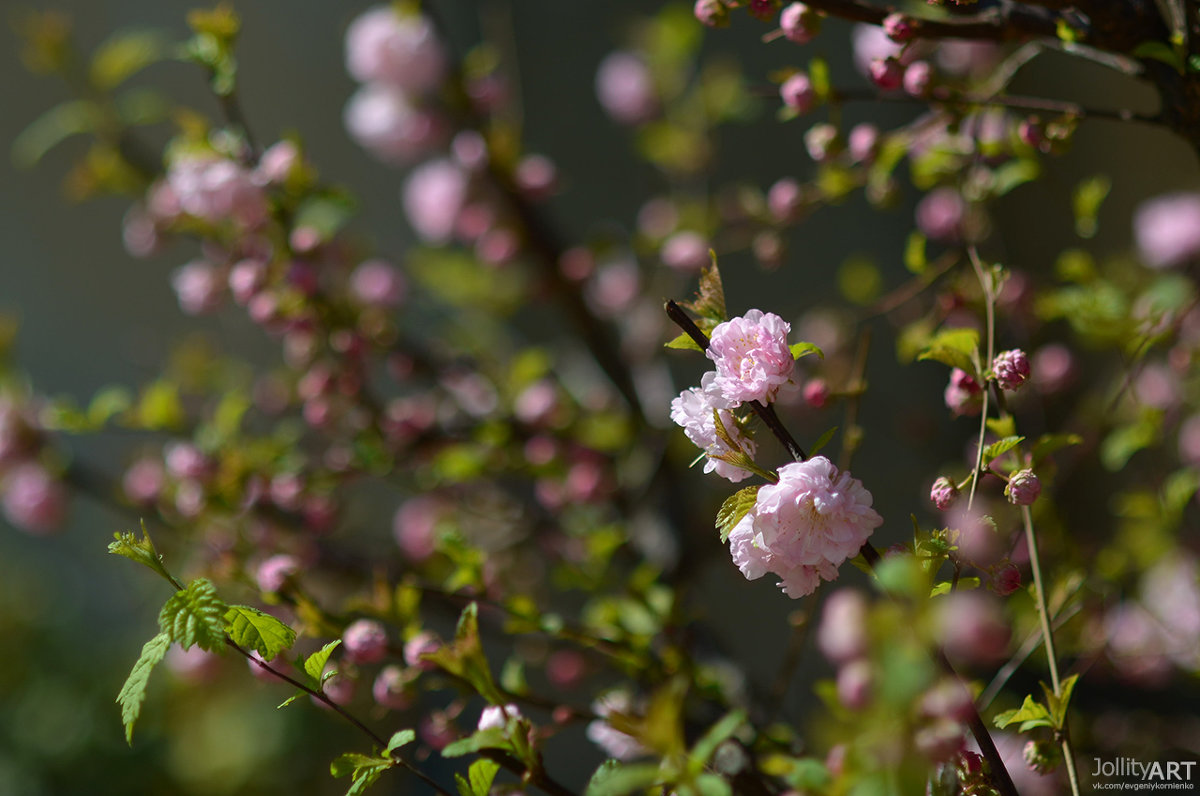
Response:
731,457,882,597
882,13,914,42
344,7,445,92
404,631,441,670
350,259,406,307
343,618,388,664
780,3,820,44
803,123,838,162
780,72,815,112
694,0,730,28
165,644,222,683
817,589,869,664
585,259,639,317
803,378,829,408
706,309,796,405
851,23,902,77
372,664,413,710
171,261,224,315
637,197,678,239
253,140,300,186
660,231,709,272
869,57,904,91
344,84,446,164
402,158,467,243
393,496,442,562
166,155,268,228
228,258,267,304
1005,469,1041,506
903,60,933,96
930,476,958,511
122,456,164,504
944,368,982,416
1031,343,1075,393
936,591,1011,665
1135,192,1200,268
847,123,879,163
917,187,966,242
514,154,558,200
478,703,522,731
595,52,657,125
767,178,804,222
586,691,646,760
255,554,299,593
122,205,161,257
836,659,872,709
670,372,758,482
993,348,1030,391
165,442,213,481
2,463,65,533
513,380,558,426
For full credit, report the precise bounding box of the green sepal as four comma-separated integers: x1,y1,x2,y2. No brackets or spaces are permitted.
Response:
116,631,171,745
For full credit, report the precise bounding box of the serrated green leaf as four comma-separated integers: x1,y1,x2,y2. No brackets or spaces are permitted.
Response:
665,331,703,351
809,426,838,458
108,521,173,583
716,486,760,543
117,631,171,745
789,341,824,360
1072,175,1111,238
688,710,746,771
304,640,342,683
330,752,391,796
224,605,296,661
982,436,1024,464
12,100,97,168
385,729,416,755
159,578,228,651
441,727,510,758
585,760,664,796
917,328,979,375
90,30,171,89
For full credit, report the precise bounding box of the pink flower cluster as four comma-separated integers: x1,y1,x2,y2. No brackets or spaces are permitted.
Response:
343,6,447,163
728,457,882,597
0,397,65,534
669,373,757,483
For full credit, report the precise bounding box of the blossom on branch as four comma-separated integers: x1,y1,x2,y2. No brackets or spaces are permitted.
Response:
706,309,796,405
670,373,757,483
728,457,882,597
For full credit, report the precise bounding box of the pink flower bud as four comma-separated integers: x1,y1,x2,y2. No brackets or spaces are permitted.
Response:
171,261,224,315
660,231,709,272
803,378,829,408
228,258,267,305
903,59,933,96
747,0,779,22
253,140,300,186
547,649,587,689
990,562,1022,596
993,348,1030,390
1005,469,1041,506
836,659,872,709
478,703,522,731
344,7,445,92
944,368,982,416
868,57,904,91
402,158,468,243
882,13,915,42
780,3,821,44
2,463,65,534
694,0,730,28
930,477,958,511
344,85,446,164
343,619,388,664
803,123,839,162
847,123,879,163
780,72,816,112
514,154,558,200
404,631,441,670
1135,192,1200,268
372,664,414,710
165,443,213,481
349,259,406,307
817,589,869,664
255,554,299,593
122,457,164,505
595,52,657,125
768,178,804,223
937,592,1011,665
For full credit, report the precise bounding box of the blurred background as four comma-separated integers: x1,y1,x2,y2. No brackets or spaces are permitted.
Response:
3,1,1200,794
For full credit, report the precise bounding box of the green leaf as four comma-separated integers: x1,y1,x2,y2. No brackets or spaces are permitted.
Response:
789,342,824,360
991,158,1040,197
585,760,664,796
117,631,170,745
688,710,746,772
87,386,132,427
716,486,760,543
90,30,171,89
917,328,979,375
422,603,504,704
808,57,830,100
108,521,174,583
1032,432,1081,465
993,694,1054,731
1050,673,1079,729
695,774,733,796
135,380,186,430
982,436,1024,465
809,426,838,458
930,577,980,597
1072,175,1111,239
986,416,1016,439
904,231,927,274
159,578,228,652
465,758,501,796
293,193,357,240
1100,410,1162,471
330,752,391,796
304,640,343,683
1162,467,1200,518
665,331,703,352
12,100,97,168
114,87,170,126
440,727,509,758
224,605,296,661
385,729,416,755
1131,40,1185,72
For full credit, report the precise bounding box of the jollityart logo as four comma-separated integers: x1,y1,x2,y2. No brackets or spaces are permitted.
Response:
1091,757,1197,791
